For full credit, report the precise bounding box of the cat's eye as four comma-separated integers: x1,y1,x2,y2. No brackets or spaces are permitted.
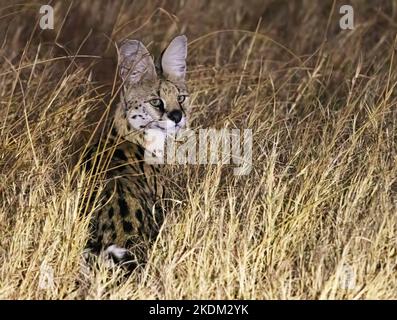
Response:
177,95,187,103
149,98,163,108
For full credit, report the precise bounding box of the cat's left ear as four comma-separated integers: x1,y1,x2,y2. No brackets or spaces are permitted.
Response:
161,35,187,81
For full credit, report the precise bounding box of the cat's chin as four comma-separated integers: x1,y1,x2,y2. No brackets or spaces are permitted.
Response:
165,125,183,135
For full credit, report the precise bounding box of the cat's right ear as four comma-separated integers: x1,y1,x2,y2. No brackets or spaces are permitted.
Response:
118,40,156,85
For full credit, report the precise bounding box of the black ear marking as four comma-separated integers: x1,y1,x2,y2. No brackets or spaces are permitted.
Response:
155,50,165,76
121,88,129,113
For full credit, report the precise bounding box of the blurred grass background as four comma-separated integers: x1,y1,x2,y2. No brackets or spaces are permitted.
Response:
0,0,396,299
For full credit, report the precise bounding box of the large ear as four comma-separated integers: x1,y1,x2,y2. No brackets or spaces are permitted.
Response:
119,39,156,85
161,35,187,80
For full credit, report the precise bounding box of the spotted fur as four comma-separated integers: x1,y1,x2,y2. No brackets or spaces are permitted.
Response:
83,35,189,267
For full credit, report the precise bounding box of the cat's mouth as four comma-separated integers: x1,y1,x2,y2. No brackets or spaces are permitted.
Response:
154,124,165,130
158,124,183,134
151,119,186,133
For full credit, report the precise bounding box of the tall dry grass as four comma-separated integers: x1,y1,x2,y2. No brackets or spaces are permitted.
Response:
0,0,396,299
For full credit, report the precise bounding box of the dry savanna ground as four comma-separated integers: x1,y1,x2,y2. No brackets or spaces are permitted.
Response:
0,0,396,299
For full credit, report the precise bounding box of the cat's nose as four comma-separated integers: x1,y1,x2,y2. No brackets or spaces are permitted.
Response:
168,110,182,124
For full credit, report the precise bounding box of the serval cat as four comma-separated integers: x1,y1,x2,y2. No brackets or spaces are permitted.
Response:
83,35,189,268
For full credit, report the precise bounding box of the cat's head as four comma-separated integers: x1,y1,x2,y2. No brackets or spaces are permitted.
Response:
117,35,189,137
